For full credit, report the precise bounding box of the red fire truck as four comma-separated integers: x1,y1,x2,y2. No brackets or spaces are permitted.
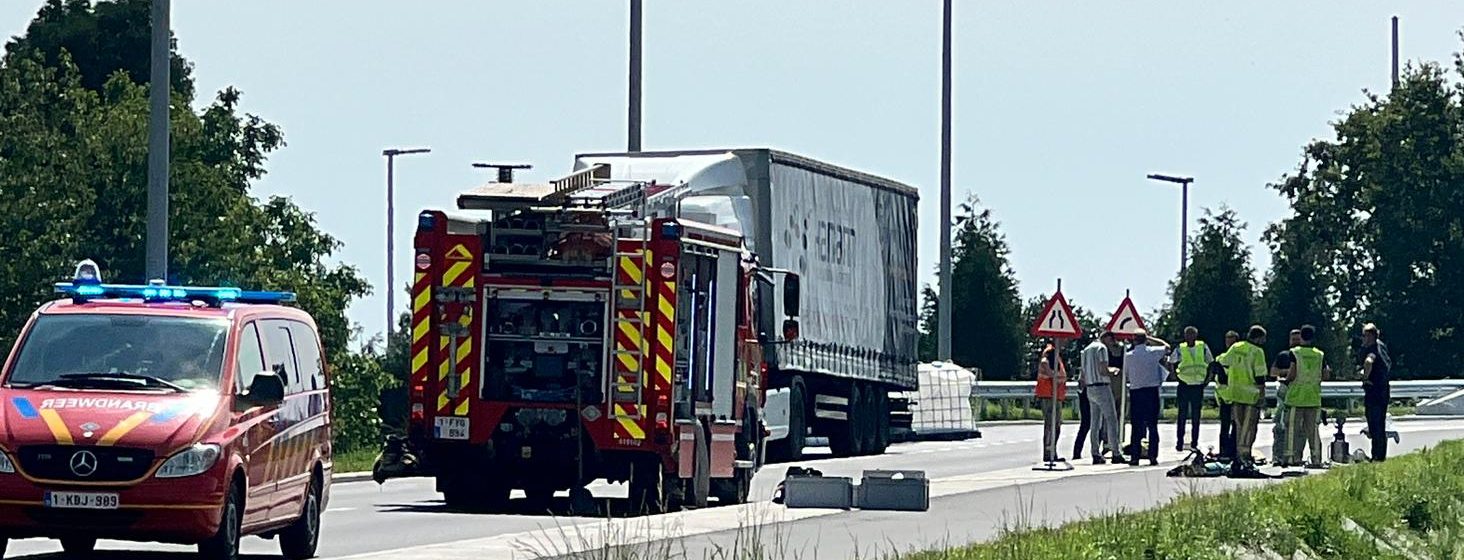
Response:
379,164,799,512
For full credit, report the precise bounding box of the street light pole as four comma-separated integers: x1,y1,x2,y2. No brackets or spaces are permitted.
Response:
1146,173,1194,275
145,0,171,281
383,148,431,338
937,0,954,362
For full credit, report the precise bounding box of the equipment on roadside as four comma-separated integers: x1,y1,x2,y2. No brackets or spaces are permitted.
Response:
1325,410,1351,465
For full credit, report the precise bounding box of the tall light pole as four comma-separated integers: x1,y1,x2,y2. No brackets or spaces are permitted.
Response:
1147,173,1194,275
628,0,643,152
937,0,954,361
383,148,431,338
145,0,171,281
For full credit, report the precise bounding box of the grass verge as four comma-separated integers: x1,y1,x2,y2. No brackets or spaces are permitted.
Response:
902,439,1464,560
334,447,378,474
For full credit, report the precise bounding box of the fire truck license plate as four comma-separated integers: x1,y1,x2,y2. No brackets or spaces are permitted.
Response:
434,417,470,440
45,491,119,510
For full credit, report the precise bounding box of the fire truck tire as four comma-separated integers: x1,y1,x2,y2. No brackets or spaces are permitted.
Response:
691,426,711,509
524,485,556,512
0,537,7,557
629,458,667,514
712,468,753,505
60,536,97,554
830,385,864,457
568,487,597,516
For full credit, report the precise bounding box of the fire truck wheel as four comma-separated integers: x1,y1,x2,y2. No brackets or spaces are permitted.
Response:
630,459,667,514
524,485,556,513
568,487,597,516
712,467,752,505
831,385,864,457
60,536,97,554
0,537,7,557
691,427,711,509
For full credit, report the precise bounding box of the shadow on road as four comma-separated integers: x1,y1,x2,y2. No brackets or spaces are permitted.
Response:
375,494,741,519
7,552,278,560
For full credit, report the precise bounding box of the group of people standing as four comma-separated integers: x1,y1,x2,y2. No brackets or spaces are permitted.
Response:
1035,323,1393,471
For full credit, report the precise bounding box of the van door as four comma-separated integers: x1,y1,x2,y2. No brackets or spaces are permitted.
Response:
273,321,327,519
258,319,304,522
234,322,277,529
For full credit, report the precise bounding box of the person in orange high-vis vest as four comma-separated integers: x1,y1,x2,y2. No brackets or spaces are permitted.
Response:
1036,342,1069,462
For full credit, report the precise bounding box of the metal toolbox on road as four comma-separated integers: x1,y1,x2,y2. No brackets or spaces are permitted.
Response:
856,470,929,512
783,474,856,510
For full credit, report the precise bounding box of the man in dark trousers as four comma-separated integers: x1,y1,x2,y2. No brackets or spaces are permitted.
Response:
1358,323,1392,461
1123,329,1171,466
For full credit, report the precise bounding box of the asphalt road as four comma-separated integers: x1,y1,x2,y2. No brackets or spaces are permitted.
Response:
4,418,1461,559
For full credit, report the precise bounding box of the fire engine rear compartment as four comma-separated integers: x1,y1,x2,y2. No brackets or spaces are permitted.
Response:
413,195,756,512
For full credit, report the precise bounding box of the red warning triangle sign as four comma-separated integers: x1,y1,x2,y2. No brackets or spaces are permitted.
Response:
1030,291,1082,338
1104,297,1148,337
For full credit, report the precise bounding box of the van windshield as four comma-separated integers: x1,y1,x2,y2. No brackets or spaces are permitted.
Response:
6,314,230,391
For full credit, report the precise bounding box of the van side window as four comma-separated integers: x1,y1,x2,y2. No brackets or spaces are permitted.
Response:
287,322,325,392
234,323,265,393
260,320,300,393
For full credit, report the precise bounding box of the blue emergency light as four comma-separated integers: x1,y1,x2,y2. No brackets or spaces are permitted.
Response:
54,260,295,306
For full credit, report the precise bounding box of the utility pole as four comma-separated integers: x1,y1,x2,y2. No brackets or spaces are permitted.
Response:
628,0,643,152
383,148,431,338
145,0,171,281
937,0,954,361
1391,16,1399,87
1146,174,1194,275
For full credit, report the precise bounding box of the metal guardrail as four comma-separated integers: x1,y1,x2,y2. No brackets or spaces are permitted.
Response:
971,380,1464,402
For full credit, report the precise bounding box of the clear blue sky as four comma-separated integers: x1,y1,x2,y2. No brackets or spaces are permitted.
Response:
5,2,1463,344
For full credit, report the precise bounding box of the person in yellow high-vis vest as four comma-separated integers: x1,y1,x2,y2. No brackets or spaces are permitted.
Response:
1212,330,1240,460
1284,325,1328,468
1167,326,1214,452
1221,326,1268,472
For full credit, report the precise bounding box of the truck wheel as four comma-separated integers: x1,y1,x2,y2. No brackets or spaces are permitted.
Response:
830,385,864,457
712,467,752,505
629,458,667,514
871,390,891,454
0,536,7,557
524,485,556,513
690,427,711,509
443,479,508,512
858,386,879,454
279,473,322,560
774,382,807,462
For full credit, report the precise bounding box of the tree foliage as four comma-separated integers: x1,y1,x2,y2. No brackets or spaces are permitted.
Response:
917,196,1025,379
1154,208,1257,352
1266,46,1464,377
0,1,387,451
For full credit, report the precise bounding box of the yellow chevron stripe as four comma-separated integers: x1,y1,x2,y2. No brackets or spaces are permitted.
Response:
412,317,429,345
658,293,674,320
437,392,449,412
617,408,646,440
454,399,469,416
464,275,475,288
99,411,152,446
411,348,428,373
412,274,428,309
456,337,472,364
657,324,673,355
442,260,471,287
38,409,73,445
619,254,644,285
617,321,641,348
617,351,640,373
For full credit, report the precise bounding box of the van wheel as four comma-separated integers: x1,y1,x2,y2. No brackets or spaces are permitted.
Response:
199,480,243,560
59,536,96,556
280,474,322,559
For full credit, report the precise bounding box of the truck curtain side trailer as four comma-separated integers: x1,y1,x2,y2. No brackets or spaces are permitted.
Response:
573,149,920,460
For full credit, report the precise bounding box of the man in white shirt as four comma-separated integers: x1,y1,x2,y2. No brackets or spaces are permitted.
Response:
1124,329,1171,466
1080,331,1126,464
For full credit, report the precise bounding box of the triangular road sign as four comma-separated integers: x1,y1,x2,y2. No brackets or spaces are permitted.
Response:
1030,291,1082,338
1105,297,1148,337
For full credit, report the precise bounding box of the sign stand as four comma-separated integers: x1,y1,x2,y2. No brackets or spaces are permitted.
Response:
1031,281,1079,472
1106,291,1146,455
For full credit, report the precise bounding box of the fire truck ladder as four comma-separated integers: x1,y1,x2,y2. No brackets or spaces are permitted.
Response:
608,211,651,422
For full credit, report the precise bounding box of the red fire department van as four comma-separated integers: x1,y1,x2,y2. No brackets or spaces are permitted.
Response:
0,261,330,560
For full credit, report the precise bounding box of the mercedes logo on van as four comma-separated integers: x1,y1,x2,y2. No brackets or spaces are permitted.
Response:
69,450,99,477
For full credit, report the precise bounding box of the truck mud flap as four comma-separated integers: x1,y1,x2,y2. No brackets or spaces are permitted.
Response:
710,421,738,478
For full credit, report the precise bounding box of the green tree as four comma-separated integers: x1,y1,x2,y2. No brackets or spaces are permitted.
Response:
1154,208,1257,352
1256,221,1346,364
1268,49,1464,377
917,196,1025,378
7,0,194,98
0,1,387,451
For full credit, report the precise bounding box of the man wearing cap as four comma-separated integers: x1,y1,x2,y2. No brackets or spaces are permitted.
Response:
1080,331,1126,464
1123,329,1170,466
1270,329,1303,466
1358,323,1392,461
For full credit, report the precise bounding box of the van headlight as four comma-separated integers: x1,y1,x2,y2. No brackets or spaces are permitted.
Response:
0,450,14,474
155,444,220,478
